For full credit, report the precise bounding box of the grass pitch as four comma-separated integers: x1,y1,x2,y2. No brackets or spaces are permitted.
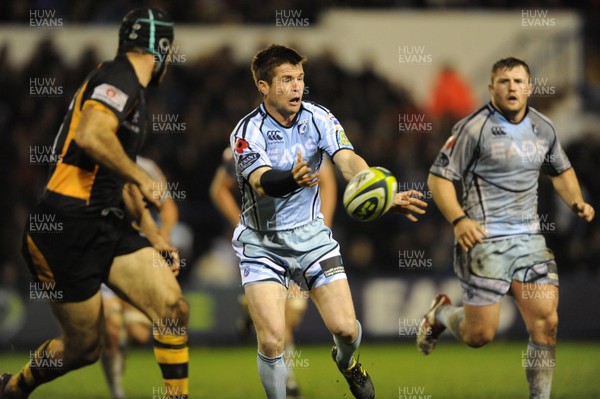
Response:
1,341,599,398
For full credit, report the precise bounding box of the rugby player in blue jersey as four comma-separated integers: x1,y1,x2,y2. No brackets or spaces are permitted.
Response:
418,57,594,399
230,44,427,399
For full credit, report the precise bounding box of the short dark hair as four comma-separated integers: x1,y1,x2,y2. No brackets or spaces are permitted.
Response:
251,44,306,87
490,57,530,82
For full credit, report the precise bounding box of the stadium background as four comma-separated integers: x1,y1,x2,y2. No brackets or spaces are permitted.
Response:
0,1,599,398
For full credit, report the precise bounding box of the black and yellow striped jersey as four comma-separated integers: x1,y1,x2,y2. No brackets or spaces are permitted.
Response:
41,54,148,215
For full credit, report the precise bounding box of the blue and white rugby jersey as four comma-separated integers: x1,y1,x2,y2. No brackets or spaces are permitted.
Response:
230,101,353,231
430,103,571,238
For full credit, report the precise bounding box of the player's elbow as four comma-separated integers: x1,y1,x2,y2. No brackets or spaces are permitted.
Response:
209,173,225,203
253,185,267,197
248,169,268,197
249,178,267,197
208,183,221,204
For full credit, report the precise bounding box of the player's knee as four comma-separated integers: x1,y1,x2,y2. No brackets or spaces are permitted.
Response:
68,337,103,368
543,312,558,335
530,312,558,344
463,328,495,348
329,318,357,342
162,296,190,327
258,335,285,357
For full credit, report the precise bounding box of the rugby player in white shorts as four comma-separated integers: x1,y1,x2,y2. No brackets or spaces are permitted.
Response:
230,44,426,399
418,57,595,399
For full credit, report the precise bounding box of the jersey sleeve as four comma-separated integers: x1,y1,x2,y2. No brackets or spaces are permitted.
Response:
231,122,270,180
316,109,354,158
430,122,479,181
541,128,571,176
82,62,140,122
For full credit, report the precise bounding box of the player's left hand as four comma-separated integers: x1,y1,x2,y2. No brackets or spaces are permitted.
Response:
388,190,427,222
572,201,595,222
153,239,181,276
293,151,319,187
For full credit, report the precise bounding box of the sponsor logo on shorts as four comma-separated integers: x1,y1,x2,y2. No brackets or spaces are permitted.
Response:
320,256,345,278
323,266,344,278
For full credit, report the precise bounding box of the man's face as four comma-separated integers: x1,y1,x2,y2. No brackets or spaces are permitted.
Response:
488,65,532,120
261,63,304,120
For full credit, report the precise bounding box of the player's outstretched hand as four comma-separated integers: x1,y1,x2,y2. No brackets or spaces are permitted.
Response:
389,190,427,222
154,238,181,276
292,151,319,187
454,217,488,252
572,201,595,222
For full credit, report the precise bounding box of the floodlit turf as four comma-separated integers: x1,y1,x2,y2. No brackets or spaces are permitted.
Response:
1,342,600,398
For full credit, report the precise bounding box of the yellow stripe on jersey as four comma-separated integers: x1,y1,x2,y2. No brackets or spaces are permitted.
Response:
26,234,55,283
84,99,121,118
46,162,99,202
45,86,118,203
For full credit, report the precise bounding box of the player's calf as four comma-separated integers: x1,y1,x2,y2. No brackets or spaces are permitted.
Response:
152,297,189,399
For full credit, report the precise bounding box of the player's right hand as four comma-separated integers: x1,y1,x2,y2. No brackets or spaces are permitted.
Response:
572,201,595,222
389,190,428,222
454,217,488,252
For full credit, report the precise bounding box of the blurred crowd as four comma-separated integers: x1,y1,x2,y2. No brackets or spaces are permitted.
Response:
0,35,599,298
2,0,600,24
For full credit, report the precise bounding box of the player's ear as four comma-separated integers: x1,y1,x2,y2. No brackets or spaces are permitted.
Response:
257,80,269,97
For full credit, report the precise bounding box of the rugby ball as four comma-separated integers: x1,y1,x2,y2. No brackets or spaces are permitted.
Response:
343,167,397,222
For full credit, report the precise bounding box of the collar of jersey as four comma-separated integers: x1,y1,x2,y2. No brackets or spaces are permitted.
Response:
114,54,145,90
260,102,303,129
487,101,529,125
